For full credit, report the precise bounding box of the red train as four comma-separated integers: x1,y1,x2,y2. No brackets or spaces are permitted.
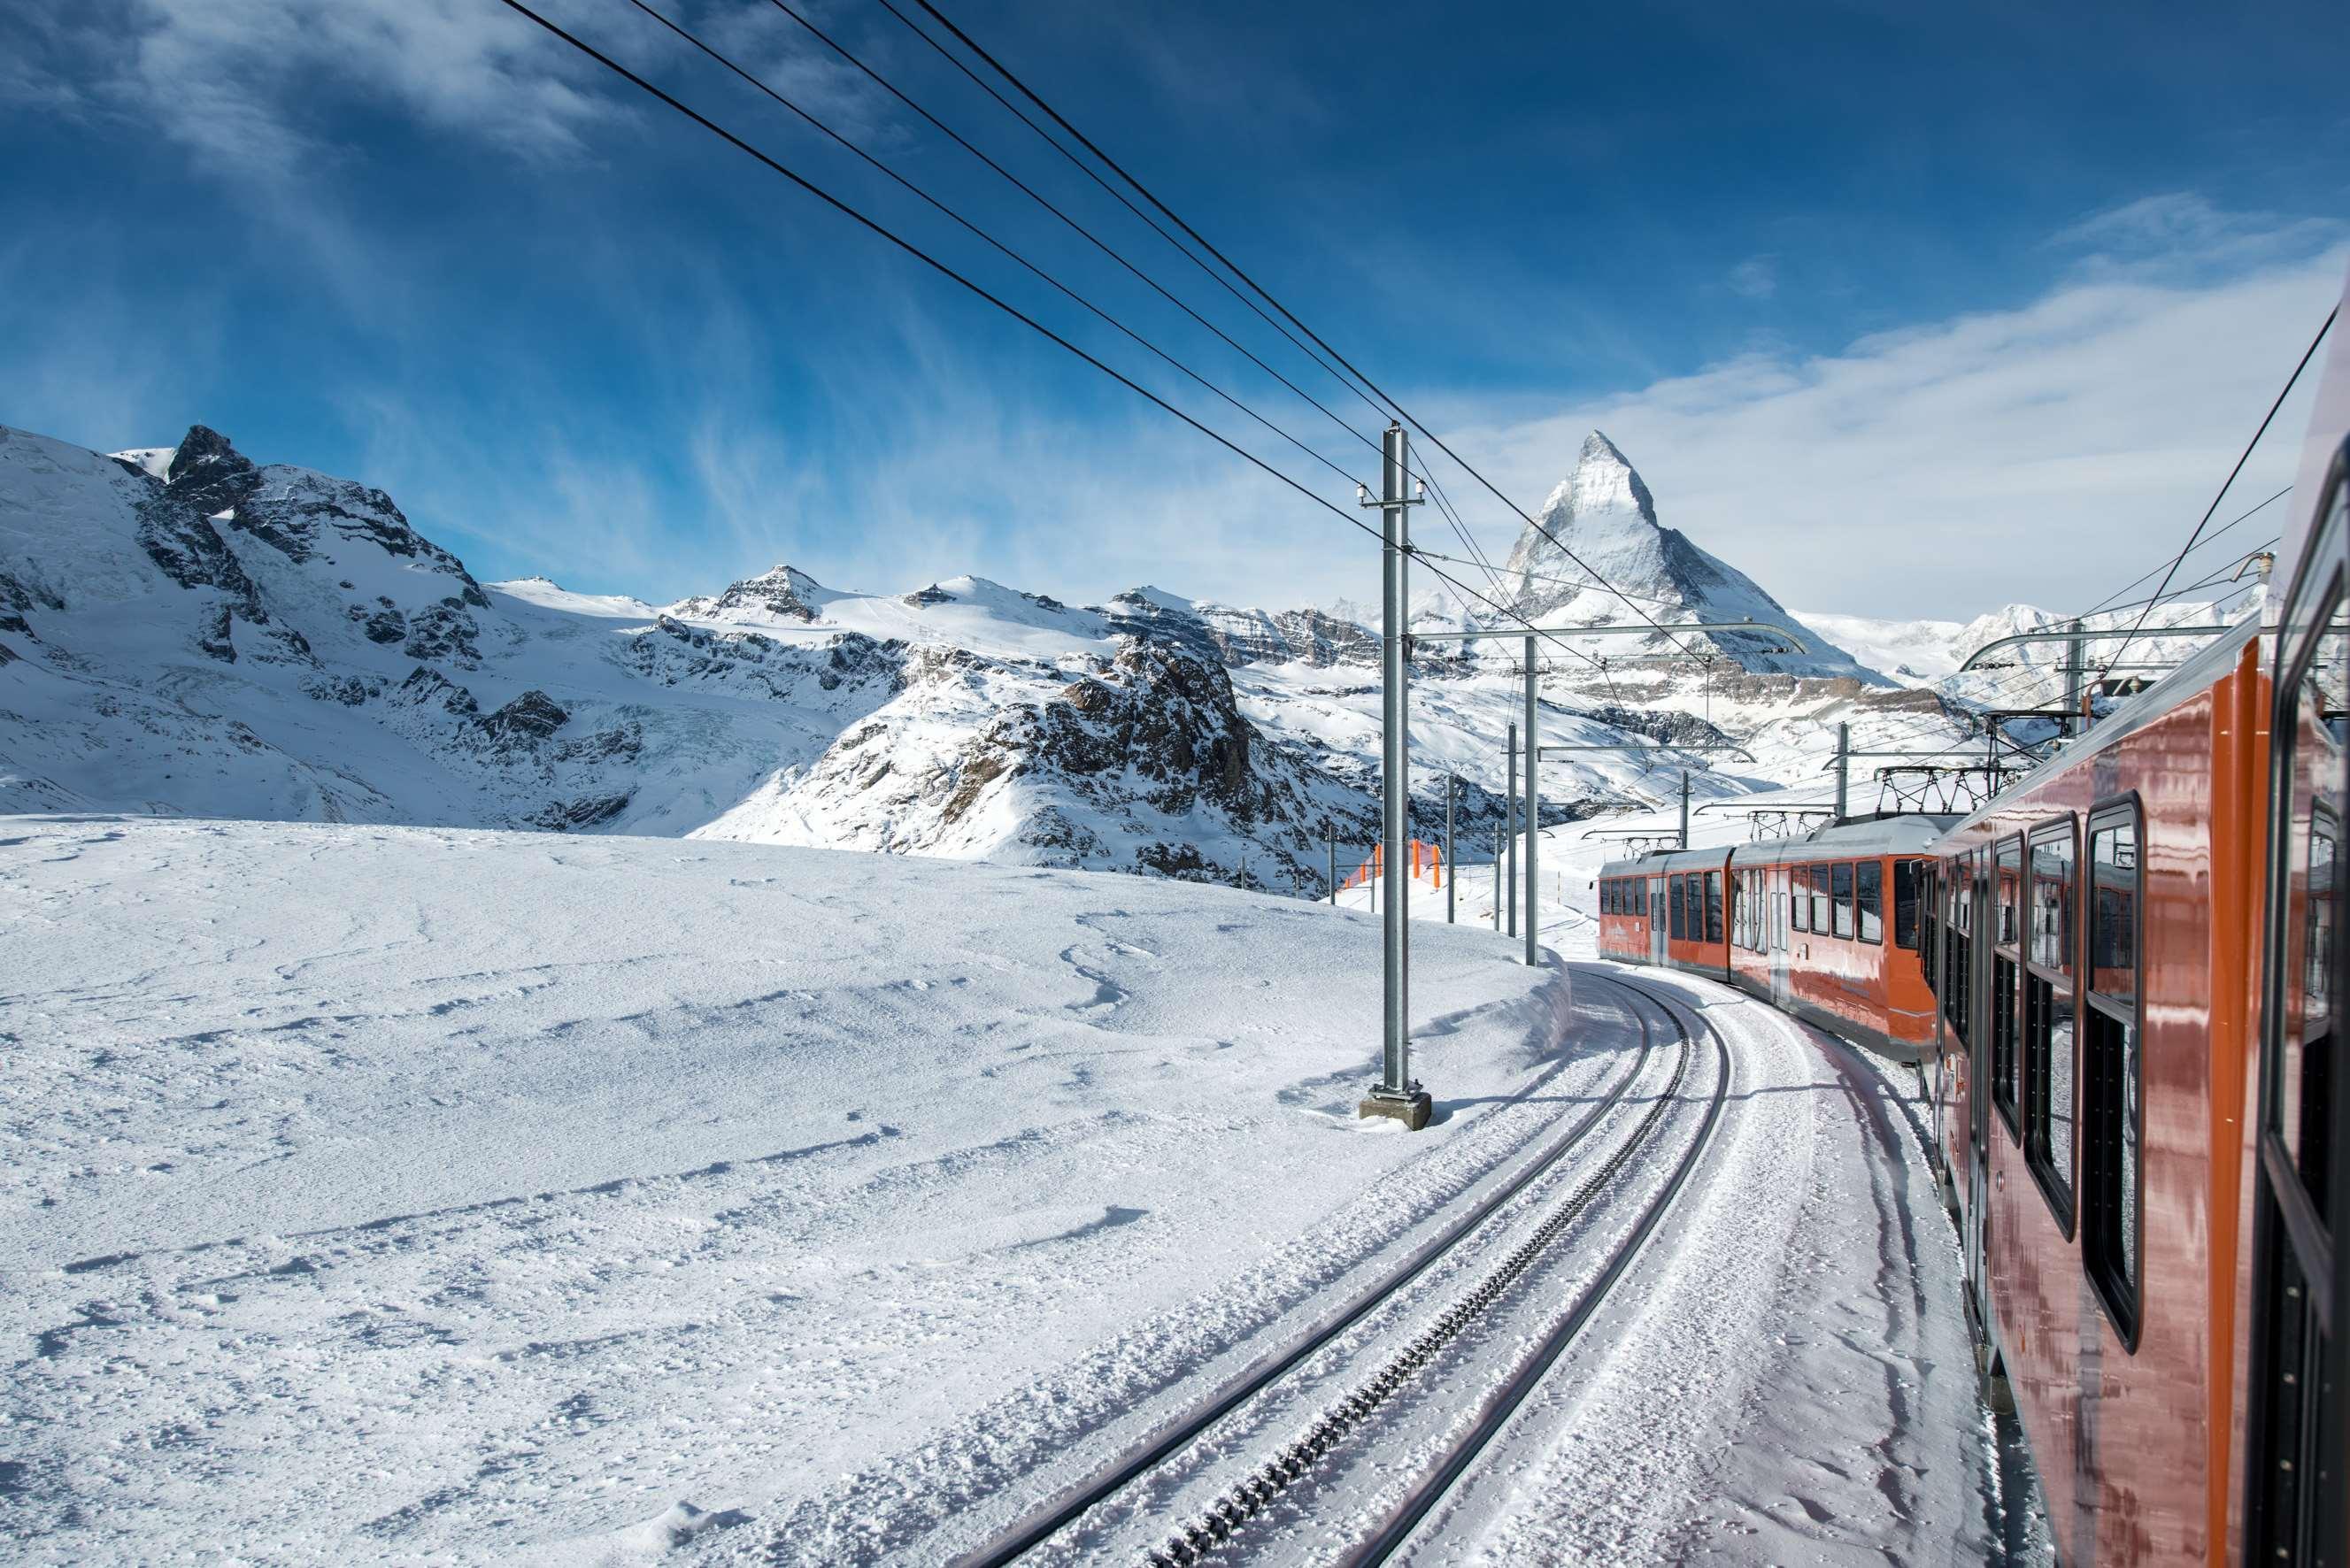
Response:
1595,271,2347,1564
1597,815,1953,1059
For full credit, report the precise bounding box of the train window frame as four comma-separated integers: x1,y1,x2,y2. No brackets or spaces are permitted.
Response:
1992,835,2025,1141
2023,816,2080,1235
1706,870,1725,945
1791,865,1810,934
1895,859,1922,950
2082,794,2146,1352
2245,490,2346,1564
1831,861,1855,940
1856,859,1884,945
1668,874,1686,942
1810,865,1831,934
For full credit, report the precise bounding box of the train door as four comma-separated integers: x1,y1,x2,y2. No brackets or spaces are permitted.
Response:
1769,863,1792,1008
1649,874,1667,965
1962,849,1999,1337
2246,449,2347,1565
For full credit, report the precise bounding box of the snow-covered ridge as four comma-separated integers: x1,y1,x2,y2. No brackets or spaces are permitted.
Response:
5,419,2037,880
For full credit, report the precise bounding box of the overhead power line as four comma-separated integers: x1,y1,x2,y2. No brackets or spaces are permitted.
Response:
2107,304,2337,669
494,0,1613,678
878,0,1393,427
904,0,1707,665
624,0,1369,495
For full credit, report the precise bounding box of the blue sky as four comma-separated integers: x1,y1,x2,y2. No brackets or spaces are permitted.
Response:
4,0,2346,619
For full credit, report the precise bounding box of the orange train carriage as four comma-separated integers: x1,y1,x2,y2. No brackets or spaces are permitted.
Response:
1592,270,2348,1562
1596,815,1953,1059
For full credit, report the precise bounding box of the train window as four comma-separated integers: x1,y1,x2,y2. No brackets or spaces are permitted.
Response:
1607,879,1620,915
2285,803,2335,1214
2246,496,2347,1565
1856,860,1883,944
1669,875,1687,942
1945,855,1973,1043
1895,860,1922,950
1791,866,1809,933
1811,865,1832,934
2024,822,2080,1230
2083,800,2143,1347
1706,871,1724,944
2031,822,2076,975
1831,862,1854,939
1997,838,2023,949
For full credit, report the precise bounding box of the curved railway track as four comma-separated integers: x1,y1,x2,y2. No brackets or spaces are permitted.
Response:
957,965,1731,1567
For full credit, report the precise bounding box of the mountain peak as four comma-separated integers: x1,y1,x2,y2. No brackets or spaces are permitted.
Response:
1491,431,1876,681
166,426,250,486
1535,429,1658,536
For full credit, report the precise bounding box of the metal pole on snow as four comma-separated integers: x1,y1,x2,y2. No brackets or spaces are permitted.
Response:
1492,829,1502,932
1833,720,1850,824
1328,829,1337,906
1359,422,1428,1127
1445,774,1456,925
1506,721,1518,940
1523,636,1538,966
1679,770,1691,850
2062,619,2086,730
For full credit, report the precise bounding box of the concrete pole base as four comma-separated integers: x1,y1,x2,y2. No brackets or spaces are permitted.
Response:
1358,1086,1433,1131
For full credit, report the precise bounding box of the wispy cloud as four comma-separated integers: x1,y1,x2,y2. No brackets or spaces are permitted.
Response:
2,0,887,188
1430,203,2347,620
1725,255,1777,300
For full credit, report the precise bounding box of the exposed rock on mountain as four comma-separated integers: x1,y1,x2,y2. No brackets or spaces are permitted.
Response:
1492,430,1877,680
0,419,2035,884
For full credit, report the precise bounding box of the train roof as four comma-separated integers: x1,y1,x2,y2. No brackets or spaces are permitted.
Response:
1595,812,1961,880
1937,613,2263,843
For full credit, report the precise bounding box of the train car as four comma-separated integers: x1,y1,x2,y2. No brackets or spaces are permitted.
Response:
1598,817,1950,1058
1597,844,1730,975
1922,279,2348,1564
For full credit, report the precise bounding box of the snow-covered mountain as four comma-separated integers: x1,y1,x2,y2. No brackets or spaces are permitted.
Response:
1491,431,1879,680
1,420,2007,884
1793,599,2254,706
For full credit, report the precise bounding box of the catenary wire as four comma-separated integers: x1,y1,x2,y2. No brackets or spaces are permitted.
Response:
624,0,1371,495
904,0,1707,664
496,0,1623,680
2106,304,2337,669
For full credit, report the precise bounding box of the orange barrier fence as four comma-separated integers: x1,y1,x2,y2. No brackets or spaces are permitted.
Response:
1343,840,1445,892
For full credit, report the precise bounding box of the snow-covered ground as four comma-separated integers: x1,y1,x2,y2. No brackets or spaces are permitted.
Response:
4,815,2007,1564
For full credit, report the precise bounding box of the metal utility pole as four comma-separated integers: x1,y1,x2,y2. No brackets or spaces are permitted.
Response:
1492,829,1502,931
1360,423,1429,1130
1523,635,1539,967
1679,770,1692,850
1832,721,1850,824
1327,829,1337,906
1506,722,1518,940
2062,619,2086,729
1445,774,1457,924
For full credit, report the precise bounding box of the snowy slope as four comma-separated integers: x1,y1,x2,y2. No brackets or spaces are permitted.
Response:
3,816,1997,1566
2,815,1568,1564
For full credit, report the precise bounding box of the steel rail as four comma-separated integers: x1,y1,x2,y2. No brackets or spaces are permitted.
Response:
950,979,1656,1567
1332,970,1731,1565
1141,971,1707,1564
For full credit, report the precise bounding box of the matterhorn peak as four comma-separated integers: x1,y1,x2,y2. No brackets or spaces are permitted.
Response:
1487,429,1877,682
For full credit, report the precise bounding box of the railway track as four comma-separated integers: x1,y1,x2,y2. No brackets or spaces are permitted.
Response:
957,967,1730,1566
